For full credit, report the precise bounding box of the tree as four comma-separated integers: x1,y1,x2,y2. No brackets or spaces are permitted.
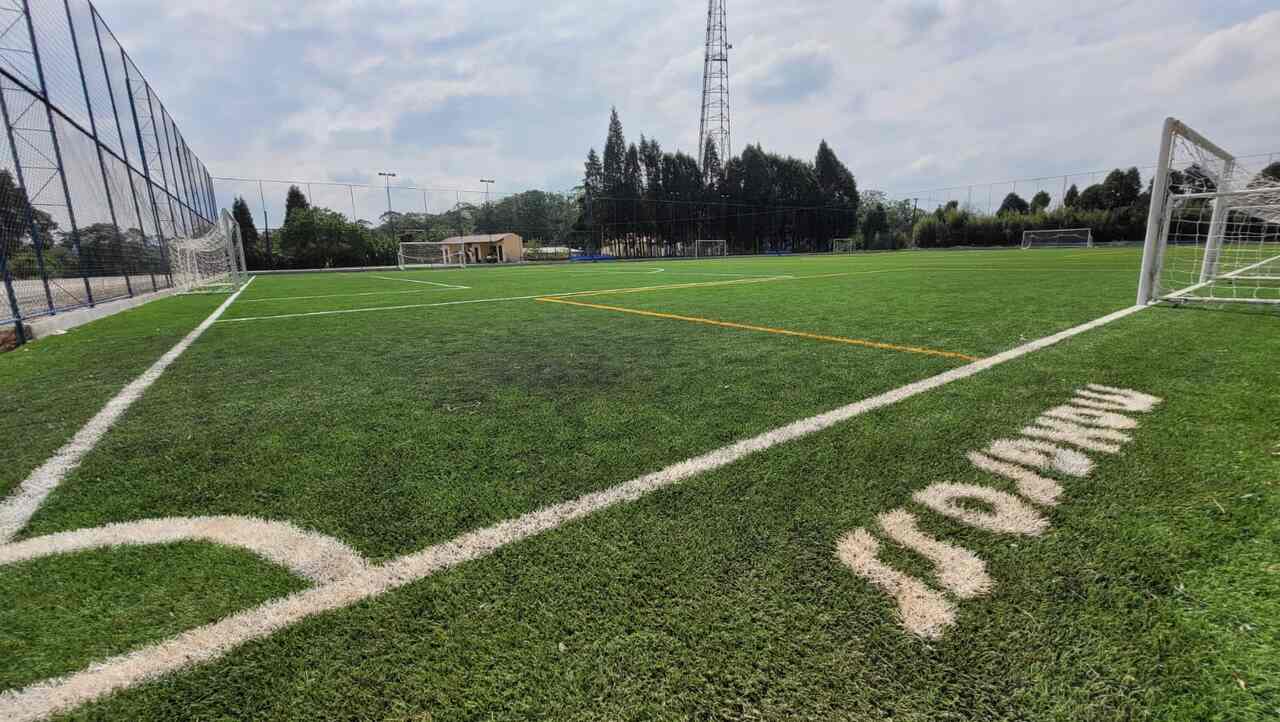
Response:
1064,184,1080,208
1101,167,1141,209
0,168,57,256
231,196,263,268
1251,162,1280,187
1030,191,1051,214
998,192,1029,215
1076,184,1108,211
285,185,310,224
624,142,643,198
601,107,627,198
278,207,373,268
860,203,888,247
701,137,723,189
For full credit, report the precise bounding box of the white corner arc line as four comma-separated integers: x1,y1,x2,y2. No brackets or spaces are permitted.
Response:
0,516,367,584
0,278,256,545
371,275,469,290
0,302,1148,721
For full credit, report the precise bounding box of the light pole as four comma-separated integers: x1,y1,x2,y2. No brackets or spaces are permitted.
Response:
479,179,496,252
378,171,397,218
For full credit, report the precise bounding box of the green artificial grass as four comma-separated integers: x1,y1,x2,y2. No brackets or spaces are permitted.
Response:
1,249,1276,720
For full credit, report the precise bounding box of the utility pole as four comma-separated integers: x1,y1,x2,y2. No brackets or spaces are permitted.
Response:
378,171,396,218
698,0,731,178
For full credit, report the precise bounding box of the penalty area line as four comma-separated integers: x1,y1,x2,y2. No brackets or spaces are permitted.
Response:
0,301,1149,721
537,296,980,362
372,275,469,289
0,277,257,545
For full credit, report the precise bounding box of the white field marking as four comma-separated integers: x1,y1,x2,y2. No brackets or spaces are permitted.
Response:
0,278,256,545
878,509,992,599
1043,404,1138,430
371,275,469,289
912,483,1050,537
835,529,956,640
966,451,1064,507
1073,385,1163,413
0,517,367,584
560,267,667,275
1021,417,1130,454
0,302,1149,720
985,439,1094,479
238,287,467,304
216,276,792,324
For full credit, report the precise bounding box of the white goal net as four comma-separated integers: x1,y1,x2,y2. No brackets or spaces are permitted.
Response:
695,239,727,258
166,210,247,293
1138,118,1280,306
1022,228,1093,249
398,242,466,269
832,238,857,254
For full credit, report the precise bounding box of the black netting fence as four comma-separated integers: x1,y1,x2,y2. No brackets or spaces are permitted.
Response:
0,0,216,344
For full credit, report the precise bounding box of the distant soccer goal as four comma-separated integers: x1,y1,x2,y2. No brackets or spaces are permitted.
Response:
167,210,247,294
398,242,466,269
695,239,727,258
831,238,857,254
1138,118,1280,306
1021,228,1093,249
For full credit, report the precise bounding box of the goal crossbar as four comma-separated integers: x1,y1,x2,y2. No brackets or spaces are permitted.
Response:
1021,228,1093,249
1137,117,1280,306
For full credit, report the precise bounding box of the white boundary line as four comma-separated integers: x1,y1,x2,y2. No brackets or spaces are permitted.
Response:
0,301,1148,720
237,287,466,304
371,275,469,289
0,278,256,545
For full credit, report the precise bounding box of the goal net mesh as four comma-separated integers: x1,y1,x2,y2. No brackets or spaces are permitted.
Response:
399,242,465,269
832,238,857,254
1142,119,1280,305
695,240,727,258
166,210,246,293
1022,228,1092,249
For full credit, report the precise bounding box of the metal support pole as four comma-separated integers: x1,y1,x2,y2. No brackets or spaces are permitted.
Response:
348,184,356,220
0,80,55,314
63,0,114,306
257,180,270,263
120,54,162,291
91,8,136,297
2,265,24,344
1199,157,1235,283
1138,117,1178,305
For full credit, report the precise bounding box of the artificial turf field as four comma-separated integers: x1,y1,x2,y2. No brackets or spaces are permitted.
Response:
2,247,1278,720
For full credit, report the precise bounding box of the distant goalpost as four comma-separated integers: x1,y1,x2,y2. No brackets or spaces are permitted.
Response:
398,242,466,270
167,210,247,293
695,239,727,258
1021,228,1093,249
1137,117,1280,306
832,238,857,254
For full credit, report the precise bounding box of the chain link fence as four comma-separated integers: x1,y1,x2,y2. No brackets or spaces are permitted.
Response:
0,0,217,344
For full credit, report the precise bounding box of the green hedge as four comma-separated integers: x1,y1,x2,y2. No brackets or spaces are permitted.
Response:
912,206,1148,248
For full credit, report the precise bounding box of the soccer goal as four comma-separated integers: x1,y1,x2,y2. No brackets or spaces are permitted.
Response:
398,242,466,269
832,238,857,254
695,239,728,258
166,210,247,293
1137,118,1280,306
1021,228,1093,249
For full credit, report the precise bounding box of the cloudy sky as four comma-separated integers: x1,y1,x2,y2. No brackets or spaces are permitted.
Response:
103,0,1280,209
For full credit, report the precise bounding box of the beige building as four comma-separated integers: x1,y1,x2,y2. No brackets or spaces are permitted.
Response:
438,233,524,264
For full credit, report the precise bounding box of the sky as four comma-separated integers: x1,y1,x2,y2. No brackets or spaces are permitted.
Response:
100,0,1280,213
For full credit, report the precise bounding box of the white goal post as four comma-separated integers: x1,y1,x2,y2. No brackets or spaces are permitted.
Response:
831,238,857,254
1137,117,1280,306
166,209,247,293
398,242,466,269
1021,228,1093,249
695,239,727,258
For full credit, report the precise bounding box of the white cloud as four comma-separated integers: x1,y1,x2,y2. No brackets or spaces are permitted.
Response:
98,0,1280,212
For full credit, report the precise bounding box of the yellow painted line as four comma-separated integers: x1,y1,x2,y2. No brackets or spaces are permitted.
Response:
537,296,981,362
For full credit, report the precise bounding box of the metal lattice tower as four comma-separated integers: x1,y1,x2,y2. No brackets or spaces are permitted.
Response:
698,0,730,176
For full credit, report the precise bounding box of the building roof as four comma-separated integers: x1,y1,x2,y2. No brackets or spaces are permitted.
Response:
437,233,522,245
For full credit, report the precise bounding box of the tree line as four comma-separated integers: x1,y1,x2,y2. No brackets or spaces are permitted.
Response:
579,108,861,256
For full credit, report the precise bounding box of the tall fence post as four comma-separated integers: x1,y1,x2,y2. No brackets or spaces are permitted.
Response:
64,0,118,308
120,56,164,291
22,0,92,312
90,7,135,298
0,79,55,315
